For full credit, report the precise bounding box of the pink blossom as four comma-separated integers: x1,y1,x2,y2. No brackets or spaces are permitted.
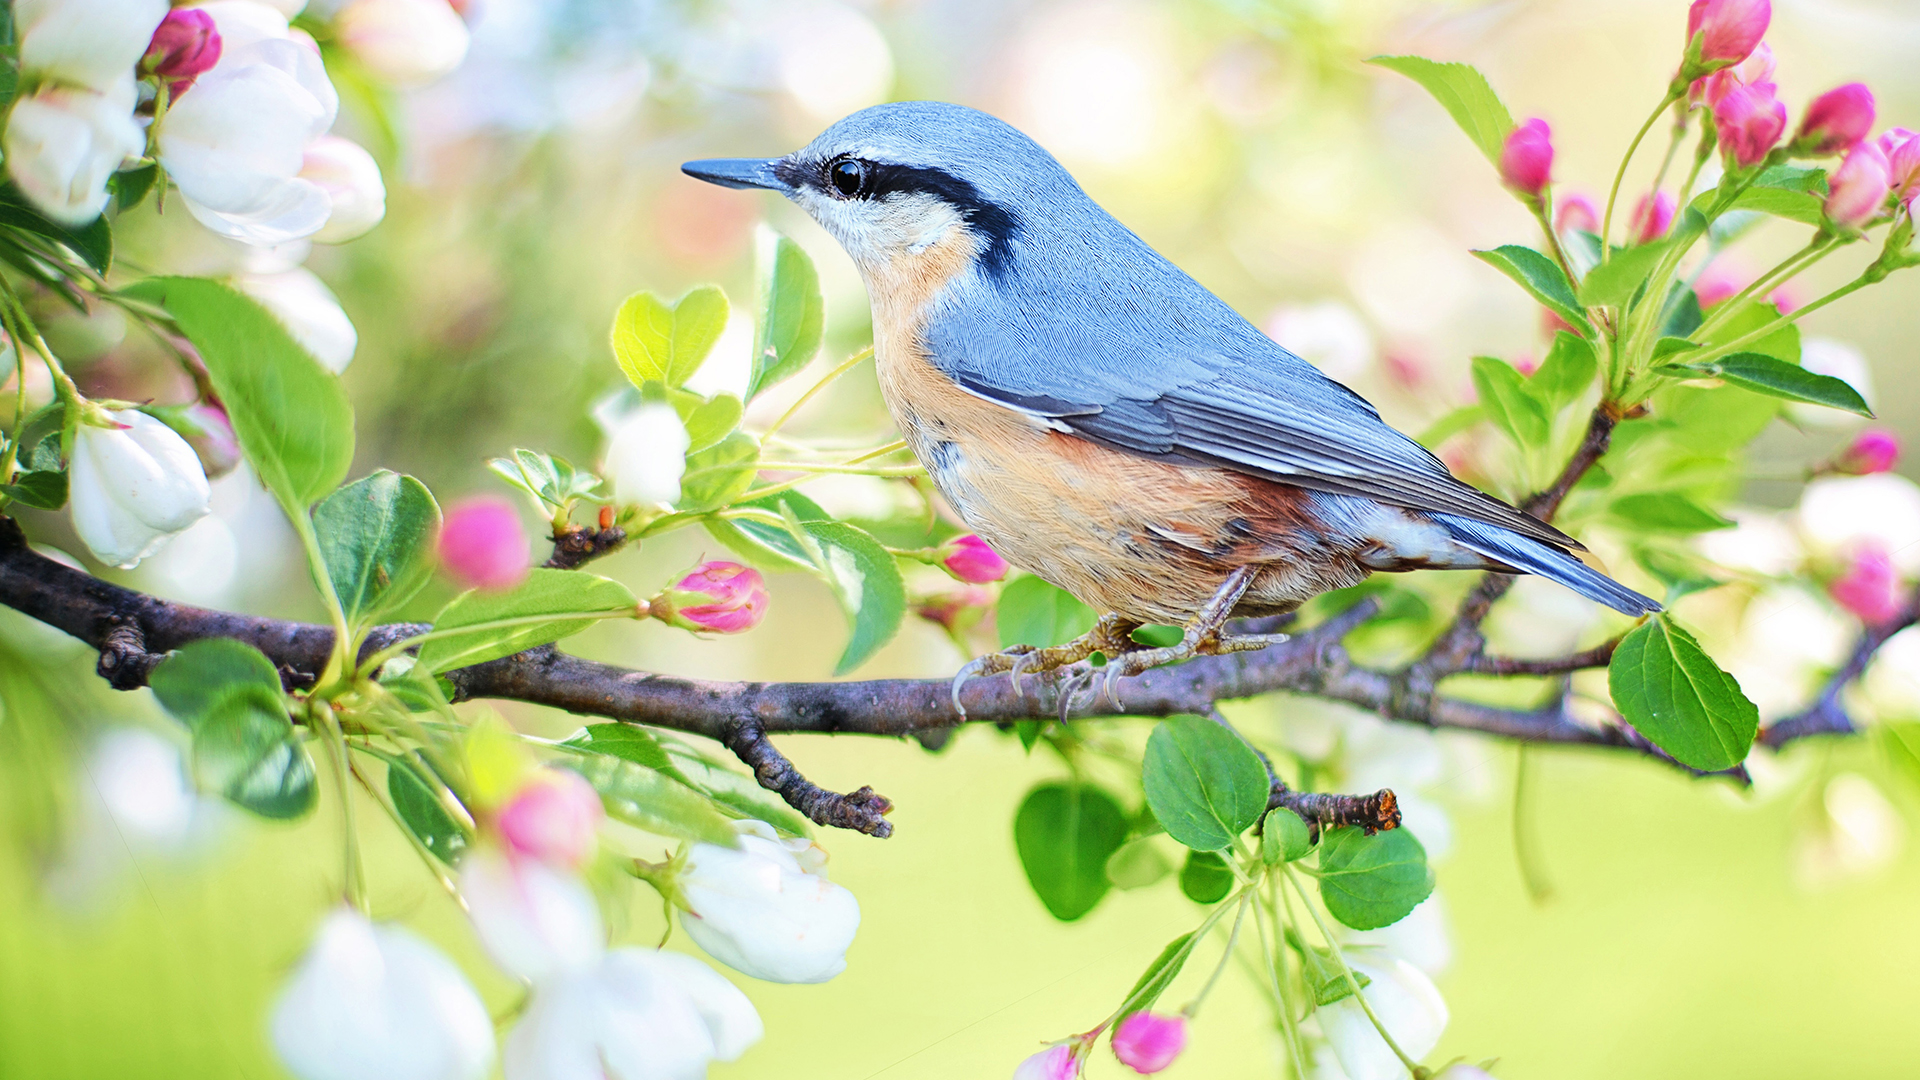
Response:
1694,260,1748,307
1714,81,1787,168
497,768,604,869
1829,543,1905,626
1629,190,1676,243
1553,192,1599,235
1825,140,1892,228
1832,429,1900,476
1692,42,1775,107
914,587,992,631
1877,128,1920,207
1013,1044,1080,1080
650,562,769,634
1111,1013,1187,1075
142,8,220,84
1796,84,1876,156
1686,0,1770,66
1498,118,1553,197
178,401,240,479
1769,285,1801,313
940,534,1011,584
437,496,530,591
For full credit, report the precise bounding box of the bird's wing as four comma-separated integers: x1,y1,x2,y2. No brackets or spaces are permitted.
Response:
927,297,1580,551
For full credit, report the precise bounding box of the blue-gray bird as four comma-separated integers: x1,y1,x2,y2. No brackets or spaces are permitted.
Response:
684,101,1656,684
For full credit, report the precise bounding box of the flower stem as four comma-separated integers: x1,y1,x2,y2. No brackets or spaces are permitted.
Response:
1284,867,1423,1075
1684,273,1873,369
1257,880,1310,1078
1182,886,1254,1021
1601,91,1684,263
762,345,875,440
1692,234,1835,340
315,699,369,913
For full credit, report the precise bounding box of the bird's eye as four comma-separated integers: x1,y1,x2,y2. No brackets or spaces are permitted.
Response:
828,158,867,198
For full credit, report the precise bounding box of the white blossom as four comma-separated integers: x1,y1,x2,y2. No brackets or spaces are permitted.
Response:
14,0,168,92
236,265,358,372
69,408,212,568
45,727,225,903
302,135,387,243
270,908,494,1080
4,80,143,225
603,402,690,507
157,1,339,245
1265,300,1375,381
460,846,604,983
1797,474,1920,575
1315,948,1448,1080
678,819,860,984
336,0,470,87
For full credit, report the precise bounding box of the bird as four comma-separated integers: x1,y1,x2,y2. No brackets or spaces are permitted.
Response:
683,101,1658,699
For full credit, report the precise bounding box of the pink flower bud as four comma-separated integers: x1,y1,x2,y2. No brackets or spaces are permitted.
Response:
1714,81,1788,168
437,496,530,591
496,768,603,868
1498,118,1553,197
1553,192,1599,235
914,586,992,631
1878,128,1920,207
1692,42,1775,107
1829,543,1905,626
142,9,222,83
1111,1012,1187,1075
1686,0,1770,66
1768,285,1800,313
1693,260,1748,307
1629,190,1676,243
1824,140,1892,228
1013,1044,1080,1080
650,561,769,633
180,402,241,479
940,534,1011,583
1832,428,1900,476
1796,83,1876,156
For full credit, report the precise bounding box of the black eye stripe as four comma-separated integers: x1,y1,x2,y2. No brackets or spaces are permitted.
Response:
799,157,1024,279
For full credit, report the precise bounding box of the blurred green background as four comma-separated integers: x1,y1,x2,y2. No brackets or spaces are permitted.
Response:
6,0,1920,1076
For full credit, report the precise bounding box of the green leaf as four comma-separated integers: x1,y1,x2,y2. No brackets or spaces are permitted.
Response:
2,469,66,510
563,753,738,846
1471,355,1550,448
1290,932,1371,1006
1178,849,1234,903
610,286,729,389
1367,55,1515,164
387,755,469,865
417,568,637,674
677,430,759,513
1013,782,1130,921
661,746,816,837
1113,931,1196,1022
1634,546,1726,602
1698,300,1800,364
1417,404,1486,449
1470,246,1592,337
793,519,907,675
313,471,441,629
683,393,744,454
1106,836,1174,890
747,233,825,401
488,449,600,509
1653,336,1702,360
563,723,688,782
1142,716,1271,852
122,277,353,511
1528,331,1598,412
151,640,316,821
111,164,159,213
1316,826,1435,930
706,491,832,571
1660,282,1704,339
1261,807,1312,865
1608,614,1758,771
996,575,1096,649
0,181,111,272
1659,352,1873,417
1608,492,1735,533
149,638,283,722
1577,240,1671,309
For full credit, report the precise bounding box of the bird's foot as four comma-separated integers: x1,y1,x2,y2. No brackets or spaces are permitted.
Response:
1091,568,1289,709
950,612,1140,717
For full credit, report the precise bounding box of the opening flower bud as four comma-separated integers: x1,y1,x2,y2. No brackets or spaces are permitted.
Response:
1686,0,1770,68
1829,543,1905,626
1875,128,1920,207
1824,140,1892,229
1497,118,1553,198
141,8,221,84
496,767,604,869
1014,1044,1081,1080
1713,82,1787,168
437,496,531,592
649,561,769,634
1795,83,1875,156
939,534,1011,583
1110,1012,1187,1074
1831,429,1900,476
1628,190,1676,243
1553,192,1599,236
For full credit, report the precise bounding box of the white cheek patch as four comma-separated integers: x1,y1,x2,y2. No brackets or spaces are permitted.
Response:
792,188,965,268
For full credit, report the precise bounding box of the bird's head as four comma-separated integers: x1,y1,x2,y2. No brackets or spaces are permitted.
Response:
682,102,1080,286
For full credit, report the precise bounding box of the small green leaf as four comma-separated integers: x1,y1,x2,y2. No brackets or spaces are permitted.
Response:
488,449,601,509
564,753,738,846
563,723,688,782
387,755,468,865
1178,849,1234,903
996,575,1096,649
677,430,759,513
1608,614,1758,771
1260,807,1312,865
111,164,159,213
1577,240,1671,309
1528,331,1598,412
1013,782,1130,921
682,393,744,454
1289,931,1372,1006
1114,932,1196,1021
0,181,111,272
1142,716,1271,852
1608,492,1735,533
1470,246,1592,337
747,232,825,401
1417,404,1486,449
313,471,441,628
610,286,729,389
190,686,317,820
1316,826,1434,930
1367,55,1515,164
1653,336,1702,360
1660,282,1704,338
122,277,354,512
1106,836,1174,889
149,638,283,722
1660,352,1873,417
1471,355,1550,448
2,469,66,510
1634,546,1726,602
418,568,636,674
706,491,832,571
795,519,907,675
1698,300,1800,364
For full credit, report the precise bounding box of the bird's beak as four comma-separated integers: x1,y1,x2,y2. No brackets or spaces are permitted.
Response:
680,157,790,192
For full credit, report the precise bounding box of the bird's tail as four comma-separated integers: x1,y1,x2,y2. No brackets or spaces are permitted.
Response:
1432,512,1661,616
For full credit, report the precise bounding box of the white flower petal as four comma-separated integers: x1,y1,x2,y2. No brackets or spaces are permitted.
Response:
4,81,143,225
603,403,689,507
337,0,470,87
303,135,387,243
1318,949,1447,1080
460,847,604,982
504,949,735,1080
69,410,213,568
235,266,358,372
679,822,860,984
15,0,168,92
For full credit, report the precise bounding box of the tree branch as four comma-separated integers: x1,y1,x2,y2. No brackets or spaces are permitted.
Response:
1759,584,1920,749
